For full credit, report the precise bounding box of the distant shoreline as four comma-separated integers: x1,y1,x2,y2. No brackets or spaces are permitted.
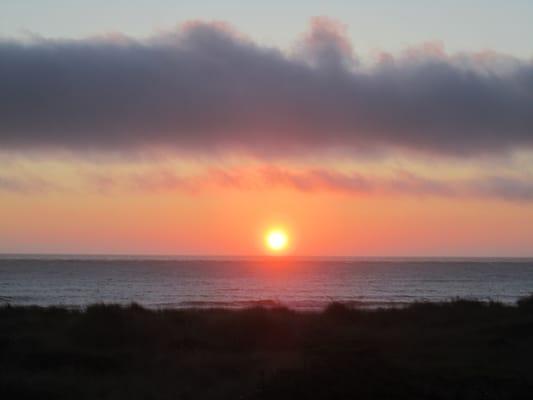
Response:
0,297,530,311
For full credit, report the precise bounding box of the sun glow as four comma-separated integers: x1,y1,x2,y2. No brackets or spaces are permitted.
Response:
265,229,288,252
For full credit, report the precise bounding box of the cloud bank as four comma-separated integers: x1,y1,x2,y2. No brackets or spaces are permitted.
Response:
0,18,532,157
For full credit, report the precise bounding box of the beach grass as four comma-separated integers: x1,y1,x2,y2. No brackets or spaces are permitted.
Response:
1,296,532,399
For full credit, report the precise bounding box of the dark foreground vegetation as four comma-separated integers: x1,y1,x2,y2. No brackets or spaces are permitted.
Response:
1,297,533,399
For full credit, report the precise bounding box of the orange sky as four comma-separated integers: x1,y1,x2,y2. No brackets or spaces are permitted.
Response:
1,153,532,256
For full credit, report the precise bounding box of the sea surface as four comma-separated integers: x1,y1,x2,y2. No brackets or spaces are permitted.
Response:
1,255,533,310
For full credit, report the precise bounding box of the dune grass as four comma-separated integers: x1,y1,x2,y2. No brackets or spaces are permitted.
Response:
1,296,533,399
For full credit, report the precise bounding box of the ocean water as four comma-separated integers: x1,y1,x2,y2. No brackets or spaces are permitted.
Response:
1,256,532,310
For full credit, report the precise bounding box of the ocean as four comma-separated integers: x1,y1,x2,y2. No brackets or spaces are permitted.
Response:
1,255,532,310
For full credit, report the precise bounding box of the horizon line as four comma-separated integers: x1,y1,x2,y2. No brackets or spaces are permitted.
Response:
1,252,532,261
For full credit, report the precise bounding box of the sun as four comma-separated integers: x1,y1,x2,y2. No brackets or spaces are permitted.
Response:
265,229,288,252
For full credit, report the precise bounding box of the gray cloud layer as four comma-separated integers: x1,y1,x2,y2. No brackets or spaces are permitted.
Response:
0,19,532,156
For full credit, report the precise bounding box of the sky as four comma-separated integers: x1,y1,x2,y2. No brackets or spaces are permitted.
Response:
0,1,532,256
2,1,533,57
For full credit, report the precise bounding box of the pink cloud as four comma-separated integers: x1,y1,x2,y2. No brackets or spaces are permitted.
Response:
77,166,533,202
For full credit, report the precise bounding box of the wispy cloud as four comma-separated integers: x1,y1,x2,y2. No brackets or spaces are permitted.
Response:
0,18,532,157
0,175,57,194
76,166,533,203
2,163,532,203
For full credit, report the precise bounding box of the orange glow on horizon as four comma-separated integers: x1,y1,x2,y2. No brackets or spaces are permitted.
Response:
1,156,533,256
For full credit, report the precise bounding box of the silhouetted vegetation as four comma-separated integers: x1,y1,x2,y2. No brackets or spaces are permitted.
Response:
517,293,533,310
1,297,533,399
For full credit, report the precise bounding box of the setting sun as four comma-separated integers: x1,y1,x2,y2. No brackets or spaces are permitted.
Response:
265,230,288,252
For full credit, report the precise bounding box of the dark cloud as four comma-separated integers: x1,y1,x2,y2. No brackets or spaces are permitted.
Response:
0,19,532,156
